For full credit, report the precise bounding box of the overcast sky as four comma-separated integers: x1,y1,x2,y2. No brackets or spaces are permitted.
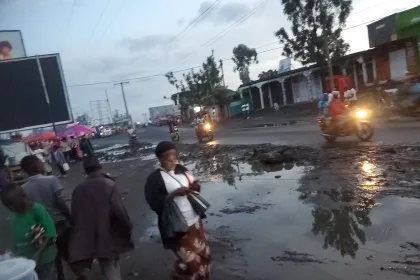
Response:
1,0,418,122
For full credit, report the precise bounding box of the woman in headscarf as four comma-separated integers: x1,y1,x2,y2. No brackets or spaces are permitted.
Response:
144,141,210,280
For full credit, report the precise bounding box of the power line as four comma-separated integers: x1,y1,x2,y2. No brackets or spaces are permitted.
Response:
348,1,387,18
163,0,220,52
83,0,110,52
68,15,387,88
179,0,273,65
60,0,78,53
95,0,126,44
202,0,272,49
343,19,378,30
68,46,282,88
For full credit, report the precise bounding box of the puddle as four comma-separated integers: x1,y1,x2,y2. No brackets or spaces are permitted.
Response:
142,159,420,279
95,143,156,163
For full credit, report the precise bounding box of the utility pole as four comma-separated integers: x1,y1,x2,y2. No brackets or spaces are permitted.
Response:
219,59,226,87
324,37,335,91
207,71,217,122
105,90,114,126
319,0,334,92
114,82,132,126
36,56,56,134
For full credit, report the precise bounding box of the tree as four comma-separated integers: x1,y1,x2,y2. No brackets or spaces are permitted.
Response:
232,44,258,84
76,113,90,125
275,0,352,66
258,69,279,80
165,50,228,110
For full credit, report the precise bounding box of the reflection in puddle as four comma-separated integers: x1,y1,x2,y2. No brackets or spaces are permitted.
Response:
95,143,157,163
361,161,374,174
183,154,309,188
139,150,420,278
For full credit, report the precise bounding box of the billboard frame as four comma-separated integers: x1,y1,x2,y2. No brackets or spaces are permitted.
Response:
0,29,27,57
0,53,73,133
367,15,397,48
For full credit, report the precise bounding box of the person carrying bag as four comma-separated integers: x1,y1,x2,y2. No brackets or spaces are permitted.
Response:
145,141,211,280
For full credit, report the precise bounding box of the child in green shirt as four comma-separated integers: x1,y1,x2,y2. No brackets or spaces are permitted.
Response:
1,183,58,280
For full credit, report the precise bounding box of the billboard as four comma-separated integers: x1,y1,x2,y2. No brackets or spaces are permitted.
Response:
367,15,397,48
278,58,292,73
149,104,176,120
0,30,26,60
0,54,72,132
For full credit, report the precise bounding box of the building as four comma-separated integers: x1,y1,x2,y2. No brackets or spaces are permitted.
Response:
236,5,420,111
148,104,176,120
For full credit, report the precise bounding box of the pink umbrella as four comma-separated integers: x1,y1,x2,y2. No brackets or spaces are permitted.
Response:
58,125,93,138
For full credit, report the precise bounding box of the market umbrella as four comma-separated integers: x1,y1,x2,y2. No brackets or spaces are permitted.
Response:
24,132,56,143
57,125,93,138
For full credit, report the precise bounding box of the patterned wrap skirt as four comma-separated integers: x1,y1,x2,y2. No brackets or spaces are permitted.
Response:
172,219,210,280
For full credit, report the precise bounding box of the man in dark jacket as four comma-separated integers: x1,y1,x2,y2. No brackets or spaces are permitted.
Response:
80,135,94,158
69,157,133,280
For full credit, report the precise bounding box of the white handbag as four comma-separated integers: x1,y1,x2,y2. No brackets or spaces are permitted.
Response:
62,163,70,171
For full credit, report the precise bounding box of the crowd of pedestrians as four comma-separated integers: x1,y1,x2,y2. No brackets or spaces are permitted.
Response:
0,140,211,280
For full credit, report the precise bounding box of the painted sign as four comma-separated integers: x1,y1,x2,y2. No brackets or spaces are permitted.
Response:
396,5,420,39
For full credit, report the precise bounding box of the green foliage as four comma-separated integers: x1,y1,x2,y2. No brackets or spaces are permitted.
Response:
164,50,233,108
213,86,234,108
275,0,352,66
258,69,279,80
232,44,258,84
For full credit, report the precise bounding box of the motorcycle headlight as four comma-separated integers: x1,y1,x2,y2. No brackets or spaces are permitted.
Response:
356,110,367,119
205,123,211,129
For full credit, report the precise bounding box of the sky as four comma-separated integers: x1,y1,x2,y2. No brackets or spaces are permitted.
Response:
1,0,418,123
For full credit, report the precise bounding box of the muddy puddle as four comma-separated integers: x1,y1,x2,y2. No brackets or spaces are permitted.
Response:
142,155,420,280
95,143,156,163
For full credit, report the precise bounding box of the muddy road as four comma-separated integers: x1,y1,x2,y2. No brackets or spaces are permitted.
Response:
92,121,420,147
1,141,420,279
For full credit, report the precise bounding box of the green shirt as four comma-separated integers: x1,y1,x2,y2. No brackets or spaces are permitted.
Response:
11,203,57,265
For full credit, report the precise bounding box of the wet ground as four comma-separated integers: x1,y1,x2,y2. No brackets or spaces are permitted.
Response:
91,118,420,147
2,139,420,279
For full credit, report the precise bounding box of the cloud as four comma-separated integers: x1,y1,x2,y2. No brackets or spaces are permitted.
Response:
198,1,253,25
177,18,186,26
120,35,171,53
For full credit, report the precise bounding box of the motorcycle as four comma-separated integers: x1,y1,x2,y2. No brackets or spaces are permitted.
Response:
170,126,180,141
380,79,420,118
317,107,374,142
129,133,138,147
196,122,214,142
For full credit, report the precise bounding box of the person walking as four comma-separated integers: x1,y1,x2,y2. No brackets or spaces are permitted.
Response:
273,98,279,111
60,138,71,163
145,141,210,280
69,136,80,161
1,183,58,280
69,157,133,280
20,155,73,280
79,135,94,158
52,146,68,178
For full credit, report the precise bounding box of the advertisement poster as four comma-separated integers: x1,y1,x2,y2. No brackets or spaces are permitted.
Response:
0,30,27,61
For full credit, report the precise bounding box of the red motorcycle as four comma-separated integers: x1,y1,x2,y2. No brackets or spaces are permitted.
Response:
317,107,374,142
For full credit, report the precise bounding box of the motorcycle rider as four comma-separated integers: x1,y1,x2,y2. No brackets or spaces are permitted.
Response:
127,126,135,137
168,117,176,134
328,91,348,134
